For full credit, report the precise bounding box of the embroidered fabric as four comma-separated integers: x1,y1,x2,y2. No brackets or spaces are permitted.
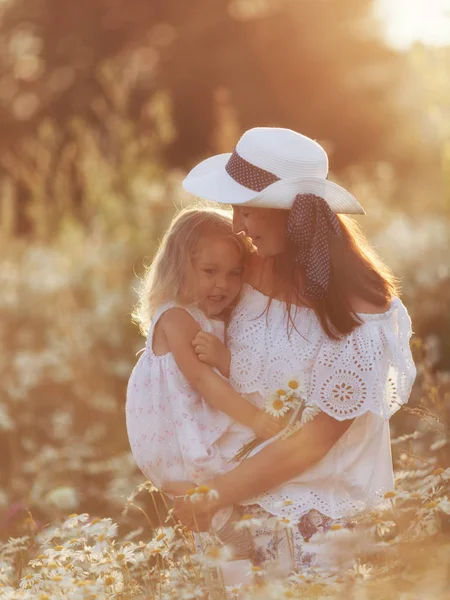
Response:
228,284,416,421
224,284,417,521
125,302,237,489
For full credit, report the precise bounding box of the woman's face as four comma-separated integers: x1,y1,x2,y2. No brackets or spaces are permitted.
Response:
232,206,288,258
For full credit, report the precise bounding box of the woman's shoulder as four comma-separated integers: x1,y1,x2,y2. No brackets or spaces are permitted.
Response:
350,295,392,315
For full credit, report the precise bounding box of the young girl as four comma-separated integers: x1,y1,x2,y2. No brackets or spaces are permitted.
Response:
125,207,281,530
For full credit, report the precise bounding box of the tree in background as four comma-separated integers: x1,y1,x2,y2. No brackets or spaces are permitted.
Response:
0,0,404,173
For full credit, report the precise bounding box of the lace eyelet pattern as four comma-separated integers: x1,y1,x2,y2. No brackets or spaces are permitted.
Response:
228,285,416,421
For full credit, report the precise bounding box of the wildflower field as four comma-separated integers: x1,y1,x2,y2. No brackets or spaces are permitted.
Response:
1,2,450,596
1,130,449,597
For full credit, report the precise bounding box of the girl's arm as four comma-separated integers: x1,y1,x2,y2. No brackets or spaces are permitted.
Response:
161,308,280,438
173,412,354,529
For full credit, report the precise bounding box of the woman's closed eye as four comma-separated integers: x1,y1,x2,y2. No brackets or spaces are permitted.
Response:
203,268,215,275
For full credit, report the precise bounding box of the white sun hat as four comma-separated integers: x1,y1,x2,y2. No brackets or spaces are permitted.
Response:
182,127,365,214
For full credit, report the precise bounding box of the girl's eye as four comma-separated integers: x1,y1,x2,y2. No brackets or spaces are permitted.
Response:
203,268,214,275
230,270,242,277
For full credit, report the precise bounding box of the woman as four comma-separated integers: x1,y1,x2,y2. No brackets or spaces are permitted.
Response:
172,127,416,571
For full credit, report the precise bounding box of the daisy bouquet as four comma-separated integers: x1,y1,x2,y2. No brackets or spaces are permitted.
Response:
231,375,321,462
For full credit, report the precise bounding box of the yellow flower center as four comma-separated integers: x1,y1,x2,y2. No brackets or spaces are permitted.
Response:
288,380,299,390
196,485,210,494
272,399,284,410
156,533,166,541
276,389,286,396
240,514,253,520
329,524,342,531
383,491,396,499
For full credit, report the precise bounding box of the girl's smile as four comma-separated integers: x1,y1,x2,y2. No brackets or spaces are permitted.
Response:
192,237,244,317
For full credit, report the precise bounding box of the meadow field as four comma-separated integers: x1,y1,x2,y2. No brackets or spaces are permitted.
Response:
1,1,449,597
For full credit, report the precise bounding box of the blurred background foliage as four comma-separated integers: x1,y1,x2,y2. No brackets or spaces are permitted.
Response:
0,0,449,543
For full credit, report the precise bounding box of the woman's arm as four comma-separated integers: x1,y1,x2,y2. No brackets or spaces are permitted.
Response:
161,308,280,438
173,412,354,529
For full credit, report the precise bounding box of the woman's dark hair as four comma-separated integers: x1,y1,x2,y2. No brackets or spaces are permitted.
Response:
272,212,400,340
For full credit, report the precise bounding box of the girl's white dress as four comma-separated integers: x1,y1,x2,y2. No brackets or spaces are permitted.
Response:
125,302,252,493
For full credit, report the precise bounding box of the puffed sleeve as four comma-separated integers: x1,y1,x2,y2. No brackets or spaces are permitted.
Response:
307,297,416,420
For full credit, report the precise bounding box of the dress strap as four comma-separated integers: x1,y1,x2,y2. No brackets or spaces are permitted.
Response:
145,302,217,351
145,301,180,352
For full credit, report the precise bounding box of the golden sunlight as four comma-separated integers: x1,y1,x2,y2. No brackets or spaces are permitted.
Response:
377,0,450,48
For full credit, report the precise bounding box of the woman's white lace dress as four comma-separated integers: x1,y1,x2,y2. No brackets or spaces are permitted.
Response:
216,283,416,570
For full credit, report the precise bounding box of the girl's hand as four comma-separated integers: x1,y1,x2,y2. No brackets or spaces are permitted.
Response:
192,331,231,378
251,410,284,440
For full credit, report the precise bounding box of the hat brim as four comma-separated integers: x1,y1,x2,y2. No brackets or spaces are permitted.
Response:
182,153,365,215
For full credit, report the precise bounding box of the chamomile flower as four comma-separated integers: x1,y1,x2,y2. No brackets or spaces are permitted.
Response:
145,528,177,559
264,395,292,418
286,374,307,396
73,544,102,563
89,556,114,576
185,485,219,504
63,514,90,529
300,404,321,425
85,517,117,538
234,514,263,530
275,516,296,530
436,496,450,514
350,561,373,580
153,526,176,542
193,544,233,567
247,564,265,578
112,545,138,565
225,583,242,599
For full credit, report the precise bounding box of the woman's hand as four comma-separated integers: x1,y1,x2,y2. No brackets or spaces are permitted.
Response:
203,412,355,511
192,331,231,378
173,495,219,532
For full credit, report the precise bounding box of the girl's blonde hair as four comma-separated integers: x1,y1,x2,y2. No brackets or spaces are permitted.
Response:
133,206,252,335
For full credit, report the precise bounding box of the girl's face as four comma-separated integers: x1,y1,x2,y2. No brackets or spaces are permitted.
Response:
232,206,288,258
191,236,244,317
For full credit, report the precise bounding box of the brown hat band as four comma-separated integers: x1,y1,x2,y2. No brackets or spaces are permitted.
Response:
225,149,280,192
